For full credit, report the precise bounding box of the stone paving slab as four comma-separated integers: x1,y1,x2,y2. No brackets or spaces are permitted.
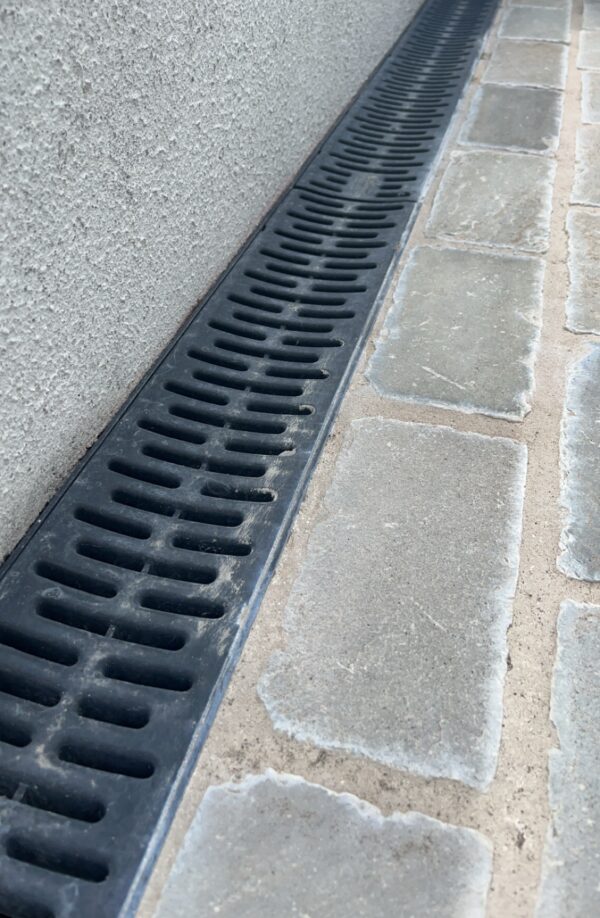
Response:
500,6,570,42
461,84,562,154
578,31,600,69
156,772,492,918
582,72,600,121
426,150,555,253
559,347,600,580
583,0,600,30
566,209,600,333
259,419,527,790
571,125,600,205
484,39,568,89
535,602,600,918
367,246,543,420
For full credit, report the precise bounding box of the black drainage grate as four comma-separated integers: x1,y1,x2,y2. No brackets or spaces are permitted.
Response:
0,0,497,914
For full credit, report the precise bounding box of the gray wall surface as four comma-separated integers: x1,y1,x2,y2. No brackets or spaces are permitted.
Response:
1,0,422,561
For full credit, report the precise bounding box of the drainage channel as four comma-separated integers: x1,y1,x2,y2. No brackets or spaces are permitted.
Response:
0,0,497,914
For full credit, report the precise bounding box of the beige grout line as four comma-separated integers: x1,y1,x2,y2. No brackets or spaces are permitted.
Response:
138,4,599,916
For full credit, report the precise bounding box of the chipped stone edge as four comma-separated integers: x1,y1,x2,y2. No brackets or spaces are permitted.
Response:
425,149,557,255
365,245,545,422
158,770,493,918
194,768,494,843
458,83,564,155
534,601,600,918
258,419,528,792
557,346,600,580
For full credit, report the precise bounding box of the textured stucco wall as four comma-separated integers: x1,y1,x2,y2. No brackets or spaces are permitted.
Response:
0,0,422,561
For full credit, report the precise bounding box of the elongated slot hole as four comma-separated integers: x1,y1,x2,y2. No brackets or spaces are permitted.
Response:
0,669,60,708
164,381,228,406
179,506,244,528
74,506,151,540
187,348,248,372
77,541,144,573
19,783,106,824
225,438,293,456
142,443,203,470
112,489,175,518
35,561,117,599
0,889,54,918
140,591,225,619
0,715,31,748
201,481,275,503
78,695,150,729
137,417,207,446
0,623,78,667
147,559,217,584
6,836,109,883
172,534,252,557
103,658,193,692
108,459,180,490
205,458,266,478
59,741,154,779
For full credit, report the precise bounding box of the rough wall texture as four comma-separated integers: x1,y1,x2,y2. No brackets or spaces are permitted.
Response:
0,0,422,561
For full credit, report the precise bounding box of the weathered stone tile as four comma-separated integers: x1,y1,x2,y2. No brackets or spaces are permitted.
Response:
484,39,568,89
461,84,562,153
500,6,570,42
582,72,600,122
156,772,492,918
426,150,555,253
578,31,600,70
583,0,600,30
572,125,600,205
566,209,600,334
558,347,600,580
259,419,527,790
536,602,600,918
367,247,542,419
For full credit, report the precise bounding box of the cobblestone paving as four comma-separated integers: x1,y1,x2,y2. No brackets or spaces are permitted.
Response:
139,1,600,916
156,772,492,918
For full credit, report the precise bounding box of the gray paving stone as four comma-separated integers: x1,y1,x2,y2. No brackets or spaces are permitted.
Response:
367,247,543,420
572,125,600,205
583,0,600,30
535,602,600,918
558,347,600,580
156,772,492,918
259,419,527,790
578,31,600,70
566,209,600,334
426,150,555,253
500,6,570,42
461,84,562,154
582,72,600,122
484,39,568,89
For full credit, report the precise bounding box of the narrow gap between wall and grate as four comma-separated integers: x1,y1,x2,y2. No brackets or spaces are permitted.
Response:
0,0,498,914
